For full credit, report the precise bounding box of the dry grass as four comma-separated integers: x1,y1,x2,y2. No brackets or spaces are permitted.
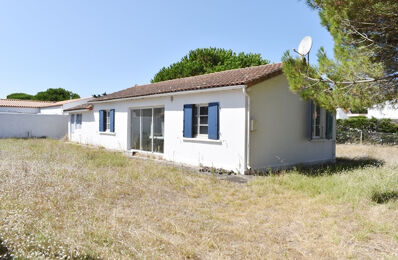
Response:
0,139,397,259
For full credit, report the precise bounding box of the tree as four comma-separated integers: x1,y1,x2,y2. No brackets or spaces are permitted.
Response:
34,88,80,101
282,0,398,112
6,93,34,100
152,47,270,82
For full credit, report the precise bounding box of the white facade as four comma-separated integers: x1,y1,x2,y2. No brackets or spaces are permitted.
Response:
69,75,335,174
0,112,68,139
248,75,336,170
336,102,398,120
40,106,63,115
367,102,398,120
0,107,40,114
70,87,247,172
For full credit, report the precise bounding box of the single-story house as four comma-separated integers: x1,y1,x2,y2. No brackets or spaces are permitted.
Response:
0,98,92,139
0,98,92,115
66,63,336,174
337,102,398,122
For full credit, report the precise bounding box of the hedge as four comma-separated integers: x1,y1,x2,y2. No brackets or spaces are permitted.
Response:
337,117,398,145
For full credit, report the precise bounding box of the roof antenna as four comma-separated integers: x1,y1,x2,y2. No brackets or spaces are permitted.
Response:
293,36,313,65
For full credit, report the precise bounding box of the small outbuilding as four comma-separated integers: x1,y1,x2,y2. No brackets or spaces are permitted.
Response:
66,63,336,174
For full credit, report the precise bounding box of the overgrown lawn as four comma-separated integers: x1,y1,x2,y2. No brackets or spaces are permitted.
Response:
0,140,397,259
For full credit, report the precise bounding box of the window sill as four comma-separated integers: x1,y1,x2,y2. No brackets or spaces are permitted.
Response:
310,138,334,142
183,137,222,144
99,131,116,136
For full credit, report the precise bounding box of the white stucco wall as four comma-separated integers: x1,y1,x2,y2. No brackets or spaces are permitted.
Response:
0,112,68,139
367,102,398,120
248,75,336,170
0,107,40,114
40,98,91,115
70,87,247,173
40,106,63,115
336,102,398,120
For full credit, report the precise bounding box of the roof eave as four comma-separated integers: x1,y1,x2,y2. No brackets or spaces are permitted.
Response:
88,85,247,104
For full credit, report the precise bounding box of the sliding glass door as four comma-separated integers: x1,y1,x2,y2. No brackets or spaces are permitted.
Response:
130,107,164,153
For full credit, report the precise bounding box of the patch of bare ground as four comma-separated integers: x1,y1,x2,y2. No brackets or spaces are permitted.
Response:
0,140,397,259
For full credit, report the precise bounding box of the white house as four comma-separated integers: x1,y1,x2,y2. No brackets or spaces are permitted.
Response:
336,102,398,121
0,98,91,114
66,63,336,174
0,98,91,139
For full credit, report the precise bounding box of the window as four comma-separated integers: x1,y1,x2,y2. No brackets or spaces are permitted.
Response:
309,101,334,140
130,107,164,153
193,105,208,136
99,109,115,132
312,104,322,138
183,102,219,140
70,114,75,134
70,113,82,133
76,114,82,129
105,110,110,131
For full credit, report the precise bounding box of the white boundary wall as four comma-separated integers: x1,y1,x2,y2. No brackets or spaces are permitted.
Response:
0,112,68,139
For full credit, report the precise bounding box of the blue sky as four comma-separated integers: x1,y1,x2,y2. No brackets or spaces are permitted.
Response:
0,0,334,98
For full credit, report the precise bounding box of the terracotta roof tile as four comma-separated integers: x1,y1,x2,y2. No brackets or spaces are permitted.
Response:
64,103,93,112
0,99,55,108
0,98,92,108
92,63,283,102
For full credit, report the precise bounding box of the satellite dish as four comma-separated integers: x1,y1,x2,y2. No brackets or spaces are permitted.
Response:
294,36,313,56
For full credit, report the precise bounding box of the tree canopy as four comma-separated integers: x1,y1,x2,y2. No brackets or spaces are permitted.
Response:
282,0,398,112
7,88,80,102
35,88,80,101
6,93,34,100
152,47,270,83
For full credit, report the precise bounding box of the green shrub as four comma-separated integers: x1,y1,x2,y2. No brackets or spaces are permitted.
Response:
337,117,398,144
337,117,398,133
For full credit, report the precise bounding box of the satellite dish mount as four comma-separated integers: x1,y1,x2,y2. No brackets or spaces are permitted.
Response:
293,36,313,65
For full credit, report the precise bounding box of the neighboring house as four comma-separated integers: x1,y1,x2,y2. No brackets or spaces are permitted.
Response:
0,98,92,139
66,63,336,174
336,102,398,121
0,98,92,115
40,97,92,115
0,99,53,114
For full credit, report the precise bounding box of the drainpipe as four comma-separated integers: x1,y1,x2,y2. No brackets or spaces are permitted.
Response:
243,87,251,174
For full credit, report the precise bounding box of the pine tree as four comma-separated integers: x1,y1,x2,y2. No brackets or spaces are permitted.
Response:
282,0,398,111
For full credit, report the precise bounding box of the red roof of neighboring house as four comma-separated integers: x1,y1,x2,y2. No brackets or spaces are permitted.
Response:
91,63,283,102
0,98,91,108
0,99,54,108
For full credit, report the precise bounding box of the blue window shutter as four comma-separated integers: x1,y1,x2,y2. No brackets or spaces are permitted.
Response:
110,109,115,132
306,100,313,140
208,102,220,140
183,104,193,138
99,110,105,132
326,110,334,139
71,114,75,124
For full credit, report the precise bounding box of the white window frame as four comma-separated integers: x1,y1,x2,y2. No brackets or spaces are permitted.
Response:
71,113,82,133
129,106,165,154
193,104,208,138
